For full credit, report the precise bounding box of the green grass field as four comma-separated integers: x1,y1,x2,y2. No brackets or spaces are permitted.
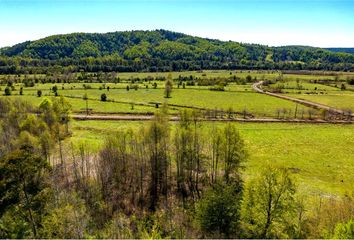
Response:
2,70,353,117
285,92,354,111
269,80,340,93
70,120,354,197
10,86,311,117
64,88,302,116
264,79,354,111
1,95,159,114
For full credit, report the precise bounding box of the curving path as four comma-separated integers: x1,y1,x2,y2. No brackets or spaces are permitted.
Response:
252,81,354,117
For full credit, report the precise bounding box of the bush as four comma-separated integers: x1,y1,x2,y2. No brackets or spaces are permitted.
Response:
209,85,225,91
101,93,107,102
4,86,11,96
52,85,58,94
341,83,346,90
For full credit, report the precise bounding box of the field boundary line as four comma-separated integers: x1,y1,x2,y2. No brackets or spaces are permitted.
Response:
71,114,354,124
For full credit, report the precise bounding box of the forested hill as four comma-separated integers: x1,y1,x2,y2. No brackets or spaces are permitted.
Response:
1,29,354,73
326,48,354,54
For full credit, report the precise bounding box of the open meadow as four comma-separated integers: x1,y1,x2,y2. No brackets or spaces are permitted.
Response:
4,70,354,118
70,120,354,197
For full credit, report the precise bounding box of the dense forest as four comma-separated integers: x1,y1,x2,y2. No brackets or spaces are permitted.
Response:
0,30,354,74
326,48,354,54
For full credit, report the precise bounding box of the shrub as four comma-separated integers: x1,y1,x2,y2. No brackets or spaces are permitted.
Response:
209,85,225,91
341,83,346,90
101,93,107,102
4,86,11,96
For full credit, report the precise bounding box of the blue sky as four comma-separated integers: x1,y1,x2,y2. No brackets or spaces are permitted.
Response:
0,0,353,47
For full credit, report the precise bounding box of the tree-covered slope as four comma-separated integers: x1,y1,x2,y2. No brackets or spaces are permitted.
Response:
326,48,354,54
0,30,353,73
1,30,267,61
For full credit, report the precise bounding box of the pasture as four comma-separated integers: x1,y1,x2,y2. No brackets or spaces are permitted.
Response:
70,120,354,197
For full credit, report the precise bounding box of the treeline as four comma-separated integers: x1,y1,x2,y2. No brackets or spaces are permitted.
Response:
326,48,354,54
1,30,354,74
1,99,354,238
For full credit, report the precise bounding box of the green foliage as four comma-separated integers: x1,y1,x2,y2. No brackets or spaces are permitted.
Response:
145,111,170,210
52,85,58,95
4,86,11,96
100,93,107,101
209,84,225,91
222,123,247,183
196,182,243,238
1,30,353,73
96,213,133,239
0,208,32,238
72,40,100,58
39,191,88,238
341,83,346,90
242,165,297,238
0,146,51,238
164,78,173,98
332,220,354,239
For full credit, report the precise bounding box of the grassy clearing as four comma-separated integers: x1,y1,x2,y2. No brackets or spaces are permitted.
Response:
42,88,310,117
2,83,309,117
269,81,340,93
0,95,159,114
286,92,354,110
70,120,354,197
2,70,353,117
265,79,354,110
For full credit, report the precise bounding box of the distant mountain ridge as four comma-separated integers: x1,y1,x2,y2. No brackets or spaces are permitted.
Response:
0,30,353,73
326,48,354,54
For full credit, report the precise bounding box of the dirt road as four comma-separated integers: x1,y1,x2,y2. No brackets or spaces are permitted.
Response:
252,81,354,117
